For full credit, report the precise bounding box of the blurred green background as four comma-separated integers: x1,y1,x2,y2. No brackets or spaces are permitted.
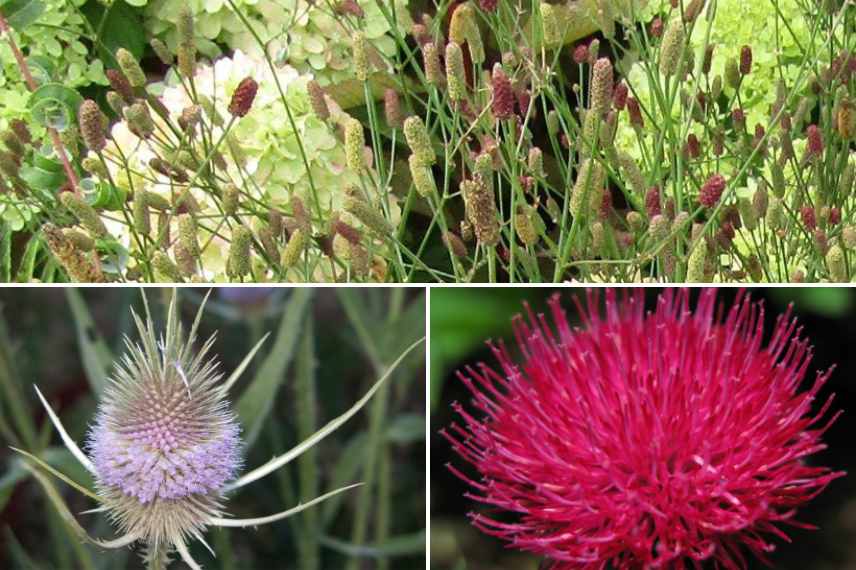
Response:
0,287,425,569
431,287,856,570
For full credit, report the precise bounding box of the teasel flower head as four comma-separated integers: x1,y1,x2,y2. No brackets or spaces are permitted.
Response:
444,289,844,569
228,77,259,118
699,174,726,208
21,291,414,567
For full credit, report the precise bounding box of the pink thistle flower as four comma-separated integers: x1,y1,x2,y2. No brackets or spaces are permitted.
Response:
444,289,843,570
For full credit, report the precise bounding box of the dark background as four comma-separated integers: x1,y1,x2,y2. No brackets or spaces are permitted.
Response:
0,287,426,569
431,287,856,570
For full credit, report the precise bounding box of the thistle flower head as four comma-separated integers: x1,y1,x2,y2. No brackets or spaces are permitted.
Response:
445,289,844,569
88,295,241,547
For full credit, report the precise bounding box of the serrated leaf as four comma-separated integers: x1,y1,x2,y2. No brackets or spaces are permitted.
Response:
65,289,112,393
237,289,313,447
0,0,45,30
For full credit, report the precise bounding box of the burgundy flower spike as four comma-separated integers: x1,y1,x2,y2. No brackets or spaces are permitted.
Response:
444,289,844,569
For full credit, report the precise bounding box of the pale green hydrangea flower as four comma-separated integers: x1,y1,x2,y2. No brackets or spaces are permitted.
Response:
95,50,390,281
141,0,411,86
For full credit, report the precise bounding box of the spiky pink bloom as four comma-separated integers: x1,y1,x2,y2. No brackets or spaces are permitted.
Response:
444,289,843,570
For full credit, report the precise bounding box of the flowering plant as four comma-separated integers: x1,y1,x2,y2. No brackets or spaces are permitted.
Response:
444,288,844,568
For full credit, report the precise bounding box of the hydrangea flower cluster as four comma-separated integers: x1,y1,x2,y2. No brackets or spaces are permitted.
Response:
94,50,364,280
140,0,411,86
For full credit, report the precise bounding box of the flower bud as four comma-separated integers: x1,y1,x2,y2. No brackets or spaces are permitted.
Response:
345,194,392,237
152,252,184,282
698,174,726,208
123,102,154,139
491,64,515,120
617,152,645,196
222,185,239,216
842,225,856,249
61,192,108,237
132,190,151,236
226,225,253,279
344,117,366,171
739,45,753,76
177,214,199,259
766,196,786,230
443,231,468,257
626,97,644,128
106,69,135,104
571,159,606,218
515,206,539,246
353,32,369,81
686,242,707,282
463,176,500,246
725,58,741,89
404,116,435,166
384,88,403,128
806,124,823,157
307,80,330,121
280,228,306,269
116,48,146,88
422,42,444,86
228,77,259,118
409,155,437,197
106,91,127,116
590,58,613,117
446,42,467,101
827,245,847,282
659,18,685,77
43,224,103,282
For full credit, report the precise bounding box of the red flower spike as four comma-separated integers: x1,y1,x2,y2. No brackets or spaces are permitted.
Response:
444,289,844,570
699,174,727,208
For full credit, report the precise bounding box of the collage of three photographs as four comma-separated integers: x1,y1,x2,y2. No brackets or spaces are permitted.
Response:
0,286,853,570
0,0,853,567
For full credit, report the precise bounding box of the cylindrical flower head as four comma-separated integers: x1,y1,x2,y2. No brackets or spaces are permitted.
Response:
344,118,366,171
422,42,444,86
124,103,155,139
409,155,437,197
78,100,106,153
740,45,753,76
227,225,253,279
228,78,259,118
491,64,515,120
307,80,330,121
590,58,613,117
116,48,146,88
699,174,727,208
353,32,369,81
445,289,843,569
61,192,108,237
88,297,241,547
383,88,403,129
445,42,467,102
659,18,685,77
404,116,436,166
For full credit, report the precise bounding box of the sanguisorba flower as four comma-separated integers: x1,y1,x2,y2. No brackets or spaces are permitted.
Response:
444,289,844,569
25,291,421,568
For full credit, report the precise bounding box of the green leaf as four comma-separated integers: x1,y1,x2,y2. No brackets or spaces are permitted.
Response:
0,226,11,283
237,289,313,447
0,0,45,31
81,0,146,63
28,83,84,133
15,234,40,282
319,530,426,558
65,289,112,393
384,413,425,444
769,288,853,317
19,164,64,194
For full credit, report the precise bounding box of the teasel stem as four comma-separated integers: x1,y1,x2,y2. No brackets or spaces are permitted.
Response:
0,11,81,196
295,317,320,570
144,543,169,570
